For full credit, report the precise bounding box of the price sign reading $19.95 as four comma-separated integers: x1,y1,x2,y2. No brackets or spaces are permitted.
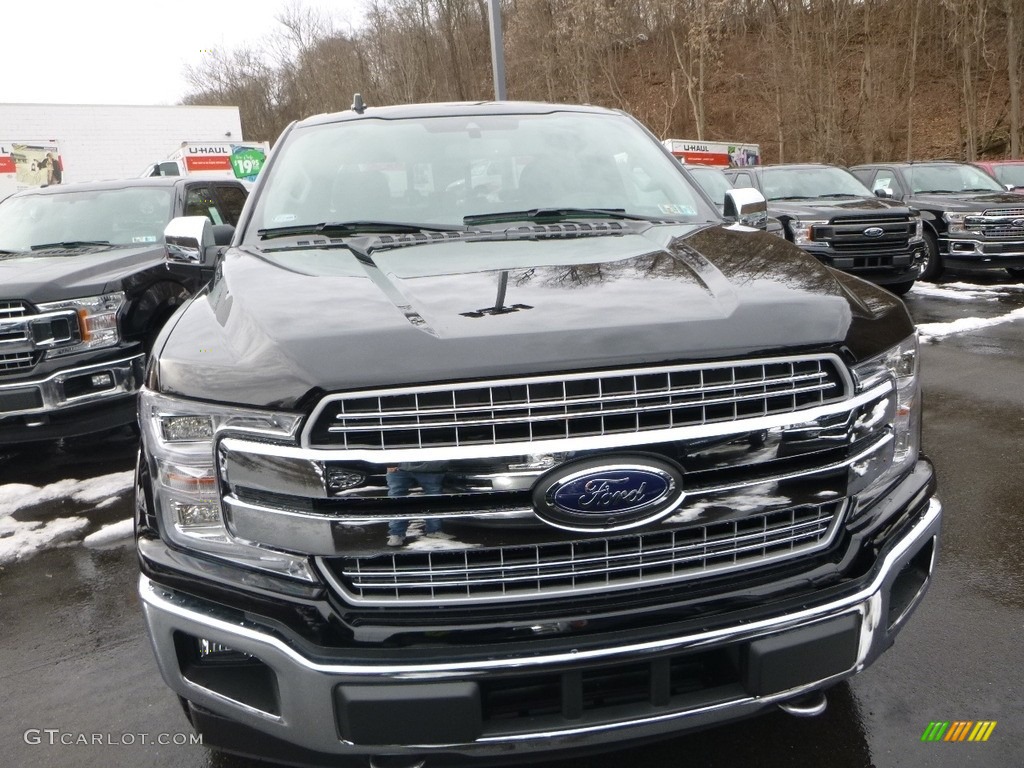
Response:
229,149,266,180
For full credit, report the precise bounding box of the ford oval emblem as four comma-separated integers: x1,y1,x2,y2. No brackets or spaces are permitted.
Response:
863,226,885,238
532,456,684,532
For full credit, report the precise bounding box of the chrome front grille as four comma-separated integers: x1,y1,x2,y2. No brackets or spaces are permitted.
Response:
0,300,31,319
326,501,845,605
0,351,38,374
305,355,849,450
974,209,1024,239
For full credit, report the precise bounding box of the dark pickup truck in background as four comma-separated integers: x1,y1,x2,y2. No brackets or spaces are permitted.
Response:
724,164,925,295
0,177,246,446
851,161,1024,280
136,101,940,767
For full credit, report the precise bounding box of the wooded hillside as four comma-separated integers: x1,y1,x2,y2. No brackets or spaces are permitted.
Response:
183,0,1024,164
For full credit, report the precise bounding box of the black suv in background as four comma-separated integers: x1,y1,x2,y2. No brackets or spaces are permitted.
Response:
725,164,925,294
0,177,246,446
850,161,1024,280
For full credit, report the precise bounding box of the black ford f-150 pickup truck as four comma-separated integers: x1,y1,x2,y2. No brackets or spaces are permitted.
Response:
850,160,1024,280
136,101,940,767
0,177,247,446
724,164,926,294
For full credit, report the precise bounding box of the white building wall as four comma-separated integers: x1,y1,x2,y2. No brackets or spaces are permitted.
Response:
0,104,244,183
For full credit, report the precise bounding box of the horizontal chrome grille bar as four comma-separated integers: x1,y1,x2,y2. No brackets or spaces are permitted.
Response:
320,501,846,605
305,355,851,450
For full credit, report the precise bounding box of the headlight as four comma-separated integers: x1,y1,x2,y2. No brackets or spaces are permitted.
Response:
36,292,126,354
852,333,921,488
910,217,924,242
139,389,316,582
789,218,829,246
942,210,983,235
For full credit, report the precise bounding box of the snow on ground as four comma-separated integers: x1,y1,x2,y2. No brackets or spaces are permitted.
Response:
918,306,1024,341
0,470,134,564
910,283,998,301
0,516,90,565
0,470,133,516
83,518,135,548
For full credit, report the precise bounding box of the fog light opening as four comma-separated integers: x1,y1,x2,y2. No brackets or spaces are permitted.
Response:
173,632,280,716
887,536,935,631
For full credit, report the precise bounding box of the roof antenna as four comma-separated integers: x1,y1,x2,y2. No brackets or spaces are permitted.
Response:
351,93,366,114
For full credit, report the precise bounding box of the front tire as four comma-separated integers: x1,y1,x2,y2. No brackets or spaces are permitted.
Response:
920,231,943,281
888,280,915,296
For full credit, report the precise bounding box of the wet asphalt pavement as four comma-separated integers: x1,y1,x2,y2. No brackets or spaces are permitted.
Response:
1,277,1022,768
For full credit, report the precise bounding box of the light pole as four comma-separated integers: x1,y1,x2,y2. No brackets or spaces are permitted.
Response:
486,0,507,100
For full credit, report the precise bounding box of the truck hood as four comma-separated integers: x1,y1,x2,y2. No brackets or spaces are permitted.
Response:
0,244,165,303
155,223,913,410
906,191,1024,211
766,196,911,219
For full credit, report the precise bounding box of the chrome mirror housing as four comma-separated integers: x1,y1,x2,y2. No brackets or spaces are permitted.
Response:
724,187,768,230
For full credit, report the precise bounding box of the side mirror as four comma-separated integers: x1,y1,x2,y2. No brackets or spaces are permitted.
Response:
724,187,768,230
164,216,219,267
1005,183,1017,192
874,187,894,198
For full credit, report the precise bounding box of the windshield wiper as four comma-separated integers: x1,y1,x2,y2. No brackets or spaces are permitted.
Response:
30,240,111,251
912,189,957,194
815,193,860,198
463,208,658,225
962,188,1002,192
769,196,814,201
257,221,466,240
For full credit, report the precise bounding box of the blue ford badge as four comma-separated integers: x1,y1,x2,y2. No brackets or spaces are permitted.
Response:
532,456,684,532
863,226,885,238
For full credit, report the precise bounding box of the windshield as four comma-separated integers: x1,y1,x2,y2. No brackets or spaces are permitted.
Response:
245,110,716,241
0,186,174,252
905,163,1004,193
990,164,1024,188
759,166,873,200
687,167,733,207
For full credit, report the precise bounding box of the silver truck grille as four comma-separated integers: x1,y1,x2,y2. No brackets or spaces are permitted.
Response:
0,351,38,373
305,355,849,450
328,501,845,605
0,300,31,319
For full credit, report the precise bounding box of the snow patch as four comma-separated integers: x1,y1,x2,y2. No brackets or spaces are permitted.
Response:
910,284,996,301
0,516,90,565
0,470,133,516
918,307,1024,341
83,518,135,548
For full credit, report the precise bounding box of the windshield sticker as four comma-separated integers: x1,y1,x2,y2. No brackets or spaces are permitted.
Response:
132,235,158,244
272,213,297,223
658,204,696,216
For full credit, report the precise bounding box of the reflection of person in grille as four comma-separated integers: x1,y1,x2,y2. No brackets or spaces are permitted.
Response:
38,153,62,185
386,462,448,547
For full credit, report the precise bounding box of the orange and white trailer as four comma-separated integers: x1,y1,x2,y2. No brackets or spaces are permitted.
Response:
662,139,761,168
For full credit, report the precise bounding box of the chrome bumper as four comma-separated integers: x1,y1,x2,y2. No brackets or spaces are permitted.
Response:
0,354,144,418
139,495,941,760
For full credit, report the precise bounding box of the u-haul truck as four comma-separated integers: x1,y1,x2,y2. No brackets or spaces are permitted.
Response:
141,141,270,183
0,140,63,199
662,139,761,168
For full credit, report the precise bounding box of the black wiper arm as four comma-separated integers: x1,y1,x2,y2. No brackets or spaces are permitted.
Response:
463,208,657,225
30,240,110,251
257,221,466,240
769,196,814,201
816,193,859,198
913,189,956,194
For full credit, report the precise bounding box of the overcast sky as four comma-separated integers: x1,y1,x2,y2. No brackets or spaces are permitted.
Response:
1,0,363,106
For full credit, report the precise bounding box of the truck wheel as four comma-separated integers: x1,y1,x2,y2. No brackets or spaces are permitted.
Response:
1007,268,1024,282
920,231,942,281
888,280,914,297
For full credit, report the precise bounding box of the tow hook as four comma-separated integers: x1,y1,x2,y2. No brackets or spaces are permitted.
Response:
777,690,828,718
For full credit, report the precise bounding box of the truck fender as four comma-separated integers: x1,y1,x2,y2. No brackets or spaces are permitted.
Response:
124,280,192,347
